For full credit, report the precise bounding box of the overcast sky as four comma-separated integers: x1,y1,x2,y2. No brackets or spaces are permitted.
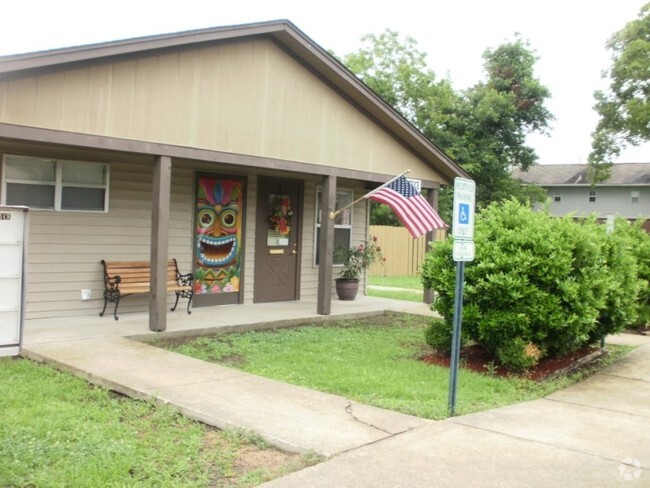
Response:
2,0,648,165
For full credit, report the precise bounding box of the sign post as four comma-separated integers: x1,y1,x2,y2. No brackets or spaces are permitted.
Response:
449,178,475,416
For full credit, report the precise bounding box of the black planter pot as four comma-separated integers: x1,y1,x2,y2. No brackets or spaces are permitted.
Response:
335,278,359,300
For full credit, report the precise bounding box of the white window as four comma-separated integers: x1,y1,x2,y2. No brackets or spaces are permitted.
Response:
2,155,109,212
631,191,640,204
315,187,353,265
553,191,561,202
588,190,597,203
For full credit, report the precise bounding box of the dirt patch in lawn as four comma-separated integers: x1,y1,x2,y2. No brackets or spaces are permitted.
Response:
421,345,608,381
201,430,318,486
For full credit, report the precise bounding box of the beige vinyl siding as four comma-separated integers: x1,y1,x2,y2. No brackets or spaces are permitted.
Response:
298,180,369,299
299,181,317,299
243,174,257,304
0,39,443,183
21,158,374,318
24,160,196,319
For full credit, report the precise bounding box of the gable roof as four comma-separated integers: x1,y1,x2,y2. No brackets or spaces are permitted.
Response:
0,19,468,183
513,163,650,186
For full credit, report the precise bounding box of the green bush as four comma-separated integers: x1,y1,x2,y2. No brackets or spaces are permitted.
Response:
495,338,541,373
609,218,650,329
589,217,641,342
424,318,458,355
421,199,642,371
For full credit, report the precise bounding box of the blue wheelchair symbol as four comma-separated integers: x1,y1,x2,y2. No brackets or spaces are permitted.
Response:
459,203,470,224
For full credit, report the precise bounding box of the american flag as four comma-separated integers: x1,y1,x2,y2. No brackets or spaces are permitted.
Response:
367,175,447,238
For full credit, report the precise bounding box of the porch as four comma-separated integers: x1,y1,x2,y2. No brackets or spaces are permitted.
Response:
23,295,435,347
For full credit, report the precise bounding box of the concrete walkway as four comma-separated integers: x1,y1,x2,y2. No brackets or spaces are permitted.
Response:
21,298,650,487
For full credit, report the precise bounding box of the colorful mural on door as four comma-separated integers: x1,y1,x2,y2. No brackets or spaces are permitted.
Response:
194,176,243,295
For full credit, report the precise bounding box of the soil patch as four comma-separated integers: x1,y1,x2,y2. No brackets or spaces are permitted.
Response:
421,344,607,381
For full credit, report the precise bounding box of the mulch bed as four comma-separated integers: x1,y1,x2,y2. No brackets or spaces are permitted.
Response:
421,344,607,381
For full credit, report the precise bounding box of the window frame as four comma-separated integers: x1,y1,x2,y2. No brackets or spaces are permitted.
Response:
588,190,597,203
553,191,561,203
631,190,640,204
1,155,110,213
314,186,354,266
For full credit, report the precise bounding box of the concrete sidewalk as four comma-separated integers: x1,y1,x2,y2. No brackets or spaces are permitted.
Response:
21,298,433,456
20,301,650,486
264,335,650,487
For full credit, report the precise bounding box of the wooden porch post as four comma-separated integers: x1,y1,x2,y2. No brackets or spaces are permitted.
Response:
317,174,337,315
423,187,439,305
149,155,172,331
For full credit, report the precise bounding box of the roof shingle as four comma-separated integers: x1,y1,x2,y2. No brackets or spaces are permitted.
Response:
512,163,650,186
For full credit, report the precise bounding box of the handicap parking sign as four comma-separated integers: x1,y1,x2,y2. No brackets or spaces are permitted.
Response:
459,203,470,224
452,178,475,240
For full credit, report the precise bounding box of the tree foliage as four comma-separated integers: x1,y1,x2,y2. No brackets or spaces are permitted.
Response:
342,31,553,210
589,2,650,178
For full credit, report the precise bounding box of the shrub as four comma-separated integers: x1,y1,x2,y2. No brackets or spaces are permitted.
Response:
421,199,638,371
424,318,457,355
609,218,650,330
589,217,641,342
495,338,541,373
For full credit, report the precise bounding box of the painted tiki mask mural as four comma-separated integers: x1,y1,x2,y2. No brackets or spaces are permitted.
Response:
194,176,243,295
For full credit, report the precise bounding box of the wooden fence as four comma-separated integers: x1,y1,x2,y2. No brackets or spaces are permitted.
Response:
368,225,446,277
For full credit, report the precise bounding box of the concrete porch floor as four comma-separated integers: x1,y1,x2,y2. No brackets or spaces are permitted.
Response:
23,295,434,345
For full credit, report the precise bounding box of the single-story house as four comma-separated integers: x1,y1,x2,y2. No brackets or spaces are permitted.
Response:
0,20,466,331
513,163,650,226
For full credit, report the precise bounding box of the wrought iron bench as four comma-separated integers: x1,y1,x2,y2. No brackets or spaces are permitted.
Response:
100,259,193,320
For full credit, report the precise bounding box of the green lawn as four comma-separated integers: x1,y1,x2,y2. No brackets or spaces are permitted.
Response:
367,287,423,302
0,357,317,487
367,274,424,302
368,274,423,290
154,314,630,420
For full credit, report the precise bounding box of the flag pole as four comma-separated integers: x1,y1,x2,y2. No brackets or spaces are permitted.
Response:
329,169,411,220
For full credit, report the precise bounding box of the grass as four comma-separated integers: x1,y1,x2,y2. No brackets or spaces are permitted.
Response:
154,314,632,420
0,357,318,487
367,288,423,302
367,274,424,302
368,274,423,290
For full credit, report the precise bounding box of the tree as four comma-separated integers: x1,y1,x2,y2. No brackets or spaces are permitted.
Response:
343,31,461,151
369,200,401,226
589,2,650,179
342,31,553,210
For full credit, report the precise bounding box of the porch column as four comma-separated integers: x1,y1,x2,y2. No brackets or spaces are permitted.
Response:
317,174,337,315
149,155,172,331
423,187,439,305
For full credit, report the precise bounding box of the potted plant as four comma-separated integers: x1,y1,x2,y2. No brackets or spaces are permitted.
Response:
335,236,385,300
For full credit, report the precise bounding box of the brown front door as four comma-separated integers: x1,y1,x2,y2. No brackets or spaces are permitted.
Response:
254,178,302,303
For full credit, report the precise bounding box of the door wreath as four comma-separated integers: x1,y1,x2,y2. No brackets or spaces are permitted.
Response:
270,196,292,235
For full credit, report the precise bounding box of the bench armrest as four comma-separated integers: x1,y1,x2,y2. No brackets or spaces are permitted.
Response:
100,260,122,291
105,274,122,290
177,271,194,287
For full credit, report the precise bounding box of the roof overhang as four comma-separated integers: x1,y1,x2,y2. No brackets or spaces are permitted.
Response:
0,122,443,189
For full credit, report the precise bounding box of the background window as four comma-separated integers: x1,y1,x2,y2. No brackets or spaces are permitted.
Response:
631,191,640,204
588,190,597,203
2,155,109,211
315,188,353,265
553,191,561,202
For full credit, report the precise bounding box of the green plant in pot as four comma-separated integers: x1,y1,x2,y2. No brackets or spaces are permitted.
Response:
335,236,385,300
